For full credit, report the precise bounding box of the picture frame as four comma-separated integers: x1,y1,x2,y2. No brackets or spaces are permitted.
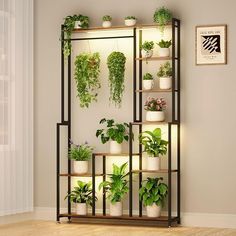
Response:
195,24,227,65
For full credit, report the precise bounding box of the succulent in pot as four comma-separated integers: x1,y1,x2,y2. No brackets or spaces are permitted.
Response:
157,39,172,57
69,141,93,174
141,41,154,58
139,128,168,170
124,16,137,26
157,61,172,90
143,73,154,90
144,97,166,122
153,7,172,34
99,162,128,216
139,177,168,217
102,15,112,28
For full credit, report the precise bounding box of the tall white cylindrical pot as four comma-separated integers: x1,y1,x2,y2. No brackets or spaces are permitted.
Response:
102,21,112,28
110,141,122,154
146,111,165,122
110,202,122,216
74,161,89,174
141,49,153,58
124,19,136,26
143,80,153,90
147,157,160,170
74,21,82,29
75,203,87,215
159,77,172,90
146,204,161,217
158,48,170,57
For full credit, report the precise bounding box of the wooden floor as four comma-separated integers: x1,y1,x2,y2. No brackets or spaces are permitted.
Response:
0,220,236,236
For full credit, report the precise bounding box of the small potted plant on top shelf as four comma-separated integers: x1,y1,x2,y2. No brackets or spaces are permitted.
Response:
157,61,172,90
139,177,168,217
157,39,172,57
153,7,172,34
139,128,168,171
74,14,90,29
69,141,93,174
144,97,166,122
99,162,128,216
96,118,130,154
102,15,112,28
124,16,137,26
143,73,154,90
141,41,154,58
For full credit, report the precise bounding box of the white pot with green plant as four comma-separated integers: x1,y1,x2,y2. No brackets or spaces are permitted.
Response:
96,118,130,154
99,163,128,216
157,61,172,90
139,128,168,171
124,16,137,26
102,15,112,28
65,180,97,215
157,39,172,57
143,73,154,90
141,41,154,58
69,141,93,174
139,177,168,217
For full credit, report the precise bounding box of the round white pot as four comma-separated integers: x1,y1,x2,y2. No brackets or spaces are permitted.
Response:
75,203,87,215
110,202,122,216
147,157,160,170
141,49,153,58
102,21,112,28
158,48,170,57
146,204,161,217
159,77,172,90
146,111,165,122
74,161,89,174
110,141,122,154
124,19,136,26
143,80,153,90
74,21,82,29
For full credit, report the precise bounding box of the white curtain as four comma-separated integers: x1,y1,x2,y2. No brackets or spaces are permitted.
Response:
0,0,33,216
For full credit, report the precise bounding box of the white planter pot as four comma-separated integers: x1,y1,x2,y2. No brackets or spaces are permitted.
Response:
75,203,87,215
74,161,89,174
110,141,122,154
74,21,82,29
102,21,112,28
146,204,161,217
125,19,136,26
158,48,170,57
146,111,165,122
159,77,172,90
141,49,153,58
110,202,122,216
147,157,160,170
143,80,154,90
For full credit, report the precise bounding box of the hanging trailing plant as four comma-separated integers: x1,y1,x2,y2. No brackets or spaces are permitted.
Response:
153,7,172,34
107,51,126,107
74,52,101,108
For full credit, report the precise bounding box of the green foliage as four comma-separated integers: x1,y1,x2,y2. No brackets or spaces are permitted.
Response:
99,163,129,204
69,142,93,161
96,118,130,144
107,52,126,107
65,180,97,205
103,15,112,21
153,7,172,34
74,53,101,108
139,128,168,157
141,41,154,52
157,39,172,48
157,61,172,77
143,73,153,80
125,16,137,20
139,177,168,207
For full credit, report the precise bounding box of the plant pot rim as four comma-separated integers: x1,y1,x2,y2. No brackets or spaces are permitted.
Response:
74,160,88,162
146,110,164,112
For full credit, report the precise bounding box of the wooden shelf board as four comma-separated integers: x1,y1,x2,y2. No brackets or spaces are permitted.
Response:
132,169,178,174
131,121,169,125
135,56,171,61
59,173,104,177
94,153,140,157
135,89,172,93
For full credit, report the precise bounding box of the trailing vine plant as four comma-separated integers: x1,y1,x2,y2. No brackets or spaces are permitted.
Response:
107,51,126,107
153,7,172,34
74,52,101,108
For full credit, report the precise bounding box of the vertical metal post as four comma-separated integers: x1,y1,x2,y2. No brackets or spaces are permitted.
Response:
129,123,133,217
133,28,137,122
92,154,96,216
168,123,172,227
172,19,176,122
102,155,106,216
61,25,65,122
56,123,60,222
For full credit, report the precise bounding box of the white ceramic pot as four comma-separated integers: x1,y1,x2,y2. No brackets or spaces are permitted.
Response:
143,80,154,90
141,49,153,58
147,157,160,170
146,111,165,122
75,203,87,215
74,21,82,29
124,19,136,26
146,204,161,217
74,161,89,174
110,202,122,216
102,21,112,28
110,141,122,154
158,48,170,57
159,77,172,90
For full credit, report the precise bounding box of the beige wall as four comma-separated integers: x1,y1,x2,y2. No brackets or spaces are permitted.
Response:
34,0,236,216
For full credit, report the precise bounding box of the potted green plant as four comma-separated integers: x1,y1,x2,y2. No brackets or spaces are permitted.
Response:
102,15,112,28
157,61,172,90
144,97,166,122
139,177,168,217
74,52,101,108
65,180,97,215
124,16,137,26
153,7,172,34
96,118,130,154
99,162,128,216
143,73,154,90
69,141,93,174
107,52,126,107
139,128,168,170
157,39,172,57
74,14,90,29
141,41,154,58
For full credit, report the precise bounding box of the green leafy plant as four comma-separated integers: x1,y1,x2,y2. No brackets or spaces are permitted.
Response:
141,41,154,52
99,162,129,204
144,97,166,112
139,128,168,157
107,52,126,107
139,177,168,207
157,39,172,48
153,7,172,34
96,118,130,144
125,16,137,20
157,61,172,77
69,141,93,161
74,52,101,108
103,15,112,21
143,73,153,80
65,180,97,205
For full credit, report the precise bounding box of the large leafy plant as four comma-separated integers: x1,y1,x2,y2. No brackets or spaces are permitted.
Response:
69,141,93,161
99,162,129,204
153,7,172,34
139,128,168,157
107,52,126,107
139,177,168,207
157,61,172,77
74,52,101,108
